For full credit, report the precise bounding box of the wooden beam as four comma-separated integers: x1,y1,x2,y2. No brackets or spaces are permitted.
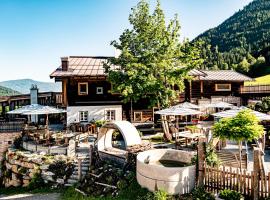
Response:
62,78,68,107
200,80,204,98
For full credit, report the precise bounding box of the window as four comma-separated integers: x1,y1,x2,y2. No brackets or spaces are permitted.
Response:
78,82,88,95
215,84,231,91
105,110,116,121
134,112,143,122
96,87,103,94
79,111,88,122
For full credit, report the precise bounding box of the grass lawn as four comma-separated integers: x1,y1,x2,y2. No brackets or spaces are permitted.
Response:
244,74,270,86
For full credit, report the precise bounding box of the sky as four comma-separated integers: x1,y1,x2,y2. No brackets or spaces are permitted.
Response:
0,0,253,82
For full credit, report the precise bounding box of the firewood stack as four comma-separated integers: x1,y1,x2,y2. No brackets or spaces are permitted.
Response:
125,143,152,169
77,161,135,197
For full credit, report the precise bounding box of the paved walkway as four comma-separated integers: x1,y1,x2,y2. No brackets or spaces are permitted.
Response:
0,193,60,200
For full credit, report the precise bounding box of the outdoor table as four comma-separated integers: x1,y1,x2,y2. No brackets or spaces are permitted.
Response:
173,131,205,147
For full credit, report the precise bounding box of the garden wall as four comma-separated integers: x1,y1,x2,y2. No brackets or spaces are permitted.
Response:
0,132,21,161
1,148,74,188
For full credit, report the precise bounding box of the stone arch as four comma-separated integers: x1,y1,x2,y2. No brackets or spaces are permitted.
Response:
97,121,142,152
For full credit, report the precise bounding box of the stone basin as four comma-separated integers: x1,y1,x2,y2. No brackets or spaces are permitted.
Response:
136,149,196,195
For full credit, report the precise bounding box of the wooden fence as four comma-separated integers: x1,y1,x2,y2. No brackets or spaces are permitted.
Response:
0,121,24,133
204,165,270,198
240,84,270,94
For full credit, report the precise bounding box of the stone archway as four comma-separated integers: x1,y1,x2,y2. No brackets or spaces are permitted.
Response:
97,121,142,162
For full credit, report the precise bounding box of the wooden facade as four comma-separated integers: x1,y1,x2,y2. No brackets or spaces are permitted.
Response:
185,80,244,100
66,77,121,107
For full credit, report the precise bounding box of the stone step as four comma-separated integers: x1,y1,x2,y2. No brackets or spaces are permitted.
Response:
69,175,80,180
67,179,78,184
74,166,89,171
64,183,73,187
72,171,87,176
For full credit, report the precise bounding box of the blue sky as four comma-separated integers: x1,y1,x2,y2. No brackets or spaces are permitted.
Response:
0,0,252,82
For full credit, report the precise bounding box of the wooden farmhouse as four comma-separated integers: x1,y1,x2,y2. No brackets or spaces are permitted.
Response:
50,56,253,125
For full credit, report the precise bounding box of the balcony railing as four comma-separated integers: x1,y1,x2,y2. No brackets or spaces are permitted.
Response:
240,84,270,94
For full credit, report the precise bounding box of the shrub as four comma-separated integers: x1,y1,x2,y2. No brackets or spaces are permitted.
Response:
192,187,215,200
28,173,45,190
154,189,169,200
219,189,242,200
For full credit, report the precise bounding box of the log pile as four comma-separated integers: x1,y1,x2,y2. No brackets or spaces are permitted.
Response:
77,161,135,197
125,143,152,169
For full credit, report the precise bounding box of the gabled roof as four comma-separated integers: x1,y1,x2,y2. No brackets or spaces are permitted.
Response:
50,56,207,79
50,56,118,78
199,70,253,81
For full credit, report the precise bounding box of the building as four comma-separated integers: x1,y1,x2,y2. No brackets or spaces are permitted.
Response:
50,56,124,125
50,56,252,124
184,70,253,106
0,90,62,120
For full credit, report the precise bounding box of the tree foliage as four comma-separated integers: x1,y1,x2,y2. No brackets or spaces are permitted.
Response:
254,96,270,113
213,109,264,142
195,0,270,77
104,0,203,108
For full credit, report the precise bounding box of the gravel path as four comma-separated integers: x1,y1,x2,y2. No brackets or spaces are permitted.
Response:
0,193,60,200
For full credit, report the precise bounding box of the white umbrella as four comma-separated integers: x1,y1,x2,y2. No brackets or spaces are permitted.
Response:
155,107,202,116
171,102,200,110
212,107,270,121
205,102,234,109
8,104,66,127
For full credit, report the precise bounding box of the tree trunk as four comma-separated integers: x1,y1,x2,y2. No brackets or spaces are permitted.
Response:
239,140,242,171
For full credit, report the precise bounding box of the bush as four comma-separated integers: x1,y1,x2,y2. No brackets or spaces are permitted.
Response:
27,173,45,190
192,187,215,200
219,189,242,200
154,189,168,200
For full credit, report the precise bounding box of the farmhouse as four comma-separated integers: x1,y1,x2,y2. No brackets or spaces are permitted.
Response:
50,56,252,124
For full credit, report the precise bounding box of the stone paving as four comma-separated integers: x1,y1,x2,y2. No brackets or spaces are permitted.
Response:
0,193,60,200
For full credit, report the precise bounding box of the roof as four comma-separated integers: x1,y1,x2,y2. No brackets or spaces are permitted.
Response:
50,56,208,79
50,56,118,78
188,69,207,77
200,70,253,81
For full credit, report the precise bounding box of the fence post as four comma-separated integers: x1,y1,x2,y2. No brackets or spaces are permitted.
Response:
197,137,206,187
252,147,260,200
78,158,82,181
89,144,93,167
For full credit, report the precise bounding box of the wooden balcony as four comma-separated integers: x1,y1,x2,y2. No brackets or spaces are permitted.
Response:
240,84,270,94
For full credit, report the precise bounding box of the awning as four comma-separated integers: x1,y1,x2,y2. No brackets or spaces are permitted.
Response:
205,102,234,109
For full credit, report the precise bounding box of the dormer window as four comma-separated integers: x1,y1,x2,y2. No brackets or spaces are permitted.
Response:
78,82,88,95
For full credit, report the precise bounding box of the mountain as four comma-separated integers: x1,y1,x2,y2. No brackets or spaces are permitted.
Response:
194,0,270,77
0,79,62,94
0,86,21,96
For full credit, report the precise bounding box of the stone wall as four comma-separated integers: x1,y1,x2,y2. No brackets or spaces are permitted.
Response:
0,132,21,161
1,148,74,188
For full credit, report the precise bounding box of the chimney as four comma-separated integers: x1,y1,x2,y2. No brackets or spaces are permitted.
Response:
30,84,39,105
61,57,69,71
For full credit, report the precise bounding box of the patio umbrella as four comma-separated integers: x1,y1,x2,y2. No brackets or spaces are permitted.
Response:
212,107,270,121
205,102,234,109
170,102,200,110
8,104,66,126
155,107,202,116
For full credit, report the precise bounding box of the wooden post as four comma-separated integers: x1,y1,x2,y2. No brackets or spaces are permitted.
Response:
89,145,93,167
78,158,82,181
62,78,68,107
252,147,260,200
198,137,206,187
